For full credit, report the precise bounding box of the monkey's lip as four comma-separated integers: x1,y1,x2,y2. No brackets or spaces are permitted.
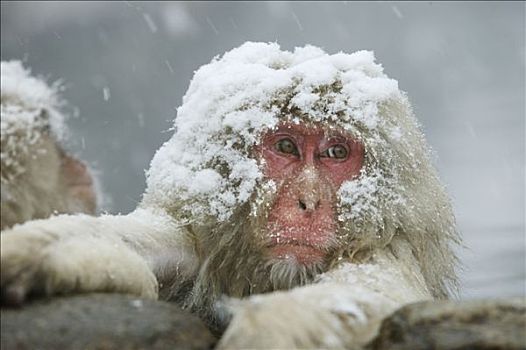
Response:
66,176,93,187
68,181,92,188
267,243,326,265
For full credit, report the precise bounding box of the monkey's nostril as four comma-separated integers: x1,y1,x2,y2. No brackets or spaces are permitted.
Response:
298,200,307,211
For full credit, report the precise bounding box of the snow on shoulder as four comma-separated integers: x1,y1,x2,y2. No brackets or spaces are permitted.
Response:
143,42,428,227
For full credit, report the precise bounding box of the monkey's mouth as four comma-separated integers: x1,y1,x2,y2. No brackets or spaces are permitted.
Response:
68,181,93,189
265,225,335,265
66,173,93,187
266,242,327,265
67,178,94,196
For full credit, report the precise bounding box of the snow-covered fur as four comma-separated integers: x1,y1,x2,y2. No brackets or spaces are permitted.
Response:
1,61,67,179
1,43,460,349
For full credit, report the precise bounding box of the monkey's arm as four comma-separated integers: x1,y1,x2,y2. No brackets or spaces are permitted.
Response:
0,208,197,305
218,239,432,349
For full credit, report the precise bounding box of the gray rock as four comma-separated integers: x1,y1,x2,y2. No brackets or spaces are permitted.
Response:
369,298,526,350
1,293,216,350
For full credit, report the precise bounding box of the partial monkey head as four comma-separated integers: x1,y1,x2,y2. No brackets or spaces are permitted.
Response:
1,61,99,229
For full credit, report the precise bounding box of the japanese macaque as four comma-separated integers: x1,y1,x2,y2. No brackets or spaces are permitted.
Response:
0,43,459,349
1,61,98,230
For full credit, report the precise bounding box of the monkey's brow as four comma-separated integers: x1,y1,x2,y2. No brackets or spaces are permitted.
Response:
324,129,350,140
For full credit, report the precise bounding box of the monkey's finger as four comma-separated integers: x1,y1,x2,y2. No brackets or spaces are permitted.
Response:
2,283,28,307
0,261,40,306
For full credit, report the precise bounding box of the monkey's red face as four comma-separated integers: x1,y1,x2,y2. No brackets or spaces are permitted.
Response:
260,122,364,266
60,152,97,215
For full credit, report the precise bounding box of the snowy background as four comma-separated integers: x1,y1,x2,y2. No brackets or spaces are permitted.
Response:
1,1,524,300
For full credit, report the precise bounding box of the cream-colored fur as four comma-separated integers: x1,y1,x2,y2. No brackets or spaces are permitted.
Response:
1,208,196,301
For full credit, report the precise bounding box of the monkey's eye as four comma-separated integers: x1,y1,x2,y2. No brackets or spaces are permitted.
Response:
321,145,348,159
275,138,299,156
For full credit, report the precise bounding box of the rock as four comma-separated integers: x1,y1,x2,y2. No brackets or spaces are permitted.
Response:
1,293,216,350
369,298,526,350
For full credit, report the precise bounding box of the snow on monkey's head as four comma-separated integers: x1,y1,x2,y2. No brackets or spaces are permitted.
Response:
143,42,459,299
1,61,67,184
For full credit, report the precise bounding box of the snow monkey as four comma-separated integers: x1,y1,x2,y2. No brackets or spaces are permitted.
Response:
0,43,459,349
1,61,98,230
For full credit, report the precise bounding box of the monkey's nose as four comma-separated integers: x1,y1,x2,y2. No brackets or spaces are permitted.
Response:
298,199,320,211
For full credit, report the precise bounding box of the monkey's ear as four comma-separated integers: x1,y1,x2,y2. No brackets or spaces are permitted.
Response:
37,109,52,134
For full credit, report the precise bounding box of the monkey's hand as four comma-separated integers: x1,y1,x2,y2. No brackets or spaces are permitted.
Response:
218,254,432,349
1,215,158,305
217,283,388,350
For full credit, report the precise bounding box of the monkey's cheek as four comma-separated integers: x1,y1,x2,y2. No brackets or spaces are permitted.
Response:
267,245,326,265
2,284,28,307
68,185,97,214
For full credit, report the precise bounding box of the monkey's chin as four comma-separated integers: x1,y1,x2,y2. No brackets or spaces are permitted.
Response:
268,245,326,265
